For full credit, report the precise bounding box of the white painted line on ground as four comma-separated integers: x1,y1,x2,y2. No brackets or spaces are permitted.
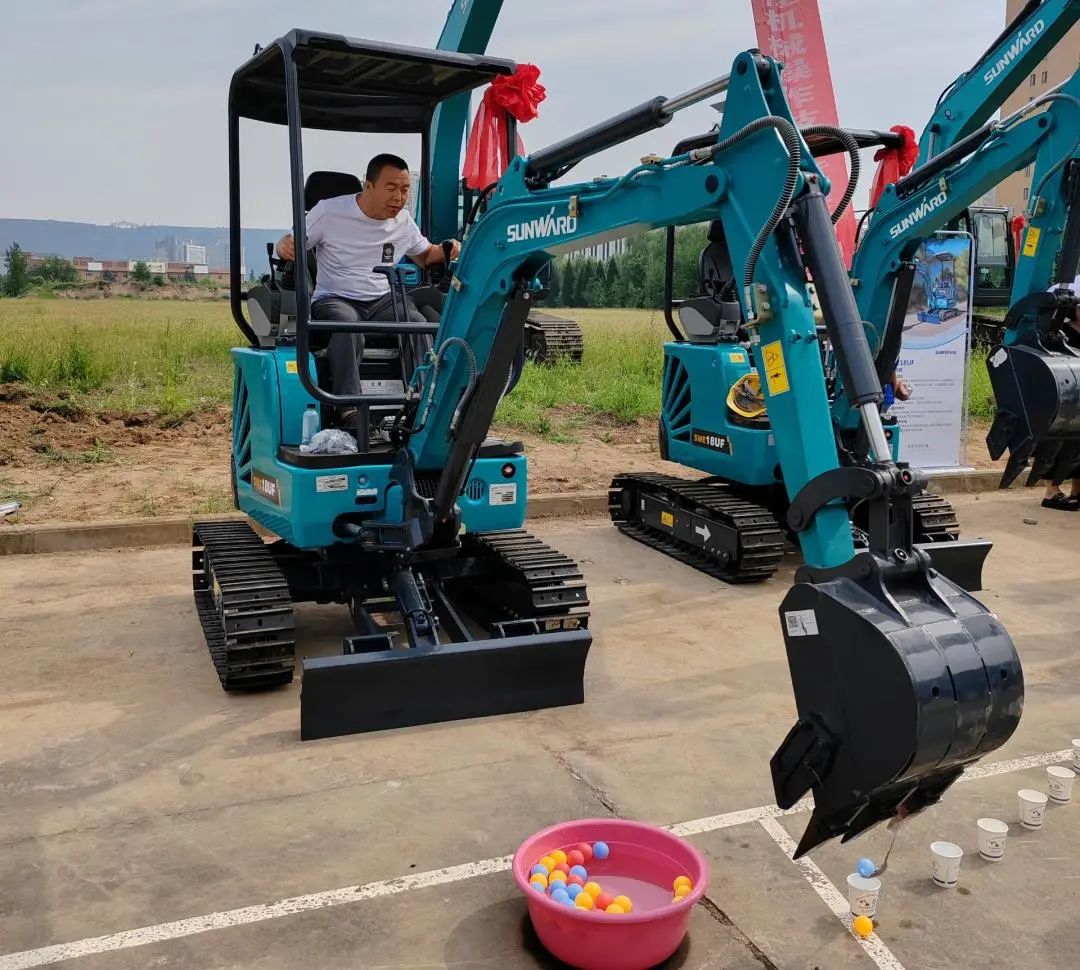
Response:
759,816,906,970
0,748,1068,969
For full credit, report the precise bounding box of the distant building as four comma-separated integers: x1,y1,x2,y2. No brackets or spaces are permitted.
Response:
209,237,245,272
996,0,1080,216
181,243,207,264
568,237,627,262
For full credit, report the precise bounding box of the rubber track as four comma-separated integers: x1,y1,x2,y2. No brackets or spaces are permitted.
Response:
192,519,295,691
463,529,590,624
912,492,962,543
608,473,786,583
526,312,585,364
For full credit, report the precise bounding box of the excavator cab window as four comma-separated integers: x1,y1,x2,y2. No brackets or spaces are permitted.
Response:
971,207,1014,305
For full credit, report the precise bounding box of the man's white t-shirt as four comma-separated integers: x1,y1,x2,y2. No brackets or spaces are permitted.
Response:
307,193,430,302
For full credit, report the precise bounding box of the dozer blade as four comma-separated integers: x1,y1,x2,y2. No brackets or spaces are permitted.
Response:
300,628,591,740
914,538,991,593
986,342,1080,473
771,566,1022,858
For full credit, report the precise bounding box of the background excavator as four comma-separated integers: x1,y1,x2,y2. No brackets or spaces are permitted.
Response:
609,0,1080,587
206,18,1025,855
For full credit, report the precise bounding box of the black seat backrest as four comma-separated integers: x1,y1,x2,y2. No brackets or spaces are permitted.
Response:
700,220,738,303
304,171,362,213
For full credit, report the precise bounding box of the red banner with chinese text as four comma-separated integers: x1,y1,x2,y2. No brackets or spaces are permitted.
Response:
751,0,856,266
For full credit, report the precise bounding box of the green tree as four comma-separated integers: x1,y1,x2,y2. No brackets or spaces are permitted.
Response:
545,259,562,306
131,260,152,285
2,243,30,297
29,255,78,284
605,256,619,300
574,260,594,307
152,274,165,286
561,259,576,309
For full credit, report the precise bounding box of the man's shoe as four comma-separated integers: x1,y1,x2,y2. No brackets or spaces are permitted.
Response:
1041,492,1078,511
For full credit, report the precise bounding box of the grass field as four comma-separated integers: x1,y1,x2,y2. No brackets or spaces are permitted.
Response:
0,297,995,434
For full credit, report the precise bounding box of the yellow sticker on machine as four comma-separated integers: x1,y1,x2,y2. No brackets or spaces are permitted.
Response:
286,360,298,374
762,340,790,396
1022,226,1041,257
661,511,675,528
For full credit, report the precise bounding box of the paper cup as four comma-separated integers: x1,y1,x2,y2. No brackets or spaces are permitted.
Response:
1018,788,1048,829
977,818,1008,862
846,873,881,917
1047,766,1076,804
930,841,963,888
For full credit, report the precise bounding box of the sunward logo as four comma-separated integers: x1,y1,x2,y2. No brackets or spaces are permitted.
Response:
507,206,578,244
888,190,949,240
983,19,1044,84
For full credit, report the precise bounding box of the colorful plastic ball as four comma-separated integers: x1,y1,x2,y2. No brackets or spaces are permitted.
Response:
575,891,595,910
595,892,614,911
548,869,567,884
538,856,556,873
592,841,610,860
583,882,603,900
674,884,691,899
531,864,549,877
531,881,546,893
613,894,633,913
550,849,568,865
560,895,577,908
554,862,571,875
566,883,584,900
576,843,594,862
673,875,692,893
852,915,874,938
856,858,876,879
550,888,571,905
569,865,589,881
605,903,626,914
530,873,548,890
567,849,585,868
566,874,585,888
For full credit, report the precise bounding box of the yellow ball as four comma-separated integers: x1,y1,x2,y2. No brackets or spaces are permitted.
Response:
673,876,692,893
583,882,603,900
674,884,691,899
852,915,874,938
550,849,568,865
575,891,595,910
613,894,633,913
605,903,626,914
548,869,567,883
530,873,548,889
539,856,556,873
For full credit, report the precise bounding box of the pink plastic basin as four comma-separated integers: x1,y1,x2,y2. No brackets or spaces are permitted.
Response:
514,818,709,970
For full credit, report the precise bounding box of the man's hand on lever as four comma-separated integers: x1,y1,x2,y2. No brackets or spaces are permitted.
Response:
275,233,296,261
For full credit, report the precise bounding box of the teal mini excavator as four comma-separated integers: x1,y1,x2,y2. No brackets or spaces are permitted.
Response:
204,25,1023,855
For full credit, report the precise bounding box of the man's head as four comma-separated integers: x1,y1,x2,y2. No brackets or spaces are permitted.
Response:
362,153,411,220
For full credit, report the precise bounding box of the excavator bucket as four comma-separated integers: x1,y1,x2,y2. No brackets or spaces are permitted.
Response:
985,292,1080,487
771,564,1023,858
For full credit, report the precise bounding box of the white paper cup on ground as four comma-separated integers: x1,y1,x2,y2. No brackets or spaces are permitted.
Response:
846,873,881,917
977,818,1008,862
930,841,963,888
1019,788,1048,829
1047,766,1076,803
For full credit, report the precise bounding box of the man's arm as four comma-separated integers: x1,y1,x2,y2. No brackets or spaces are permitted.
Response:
275,203,328,261
410,239,461,267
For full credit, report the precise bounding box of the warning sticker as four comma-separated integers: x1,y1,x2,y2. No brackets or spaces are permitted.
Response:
490,483,518,506
1022,226,1041,258
316,474,348,493
990,348,1008,368
762,340,790,396
729,352,747,364
285,360,298,374
661,511,675,528
784,609,819,637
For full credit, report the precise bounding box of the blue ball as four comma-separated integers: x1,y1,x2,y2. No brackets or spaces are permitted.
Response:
560,895,577,907
551,888,571,905
531,864,548,877
856,858,876,878
566,883,584,900
592,841,610,860
531,881,547,893
569,865,588,881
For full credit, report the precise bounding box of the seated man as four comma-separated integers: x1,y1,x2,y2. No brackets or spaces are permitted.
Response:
275,153,460,425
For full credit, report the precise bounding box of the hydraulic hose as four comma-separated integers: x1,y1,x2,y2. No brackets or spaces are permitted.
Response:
800,125,861,224
706,115,802,305
406,336,478,437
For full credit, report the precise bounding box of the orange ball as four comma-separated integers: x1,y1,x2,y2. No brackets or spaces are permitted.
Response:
567,849,585,868
550,850,568,866
595,892,614,911
583,882,603,900
605,903,626,914
673,876,692,893
613,895,633,913
554,862,570,875
566,874,585,887
575,891,595,910
576,843,594,862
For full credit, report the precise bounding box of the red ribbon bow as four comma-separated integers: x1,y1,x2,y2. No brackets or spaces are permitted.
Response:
1011,215,1027,257
463,64,547,190
869,125,919,209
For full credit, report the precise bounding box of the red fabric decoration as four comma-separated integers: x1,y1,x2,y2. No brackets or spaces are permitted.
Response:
869,125,919,208
1011,215,1026,257
463,64,547,190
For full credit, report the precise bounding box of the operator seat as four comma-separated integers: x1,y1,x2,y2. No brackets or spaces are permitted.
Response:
676,220,744,343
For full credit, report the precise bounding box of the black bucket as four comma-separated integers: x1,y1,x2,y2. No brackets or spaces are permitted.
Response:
771,566,1023,857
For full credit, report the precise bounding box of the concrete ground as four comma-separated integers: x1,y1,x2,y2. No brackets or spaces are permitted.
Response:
1,489,1078,970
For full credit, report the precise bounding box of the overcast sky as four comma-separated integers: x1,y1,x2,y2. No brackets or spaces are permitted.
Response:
2,0,1006,229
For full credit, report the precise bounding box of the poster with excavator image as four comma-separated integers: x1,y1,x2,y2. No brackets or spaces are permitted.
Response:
888,233,974,471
